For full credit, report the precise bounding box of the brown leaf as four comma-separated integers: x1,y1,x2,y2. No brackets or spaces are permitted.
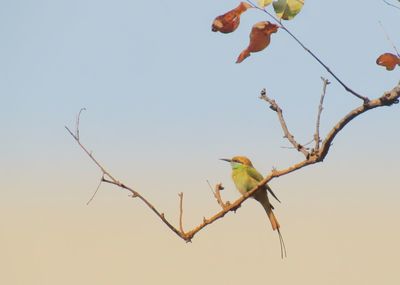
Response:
236,21,279,63
211,2,252,34
376,52,400,71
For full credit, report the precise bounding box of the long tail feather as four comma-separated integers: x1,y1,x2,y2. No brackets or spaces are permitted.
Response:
268,210,287,258
267,207,280,230
277,228,287,259
255,190,287,258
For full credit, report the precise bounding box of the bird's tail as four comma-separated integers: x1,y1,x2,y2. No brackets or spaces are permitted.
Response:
268,209,287,258
254,190,287,258
266,206,280,230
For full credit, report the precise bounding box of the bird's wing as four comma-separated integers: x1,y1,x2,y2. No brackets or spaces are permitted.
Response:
265,184,281,203
245,166,264,182
245,167,281,203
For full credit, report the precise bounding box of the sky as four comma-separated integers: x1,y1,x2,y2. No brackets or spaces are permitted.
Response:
0,0,399,284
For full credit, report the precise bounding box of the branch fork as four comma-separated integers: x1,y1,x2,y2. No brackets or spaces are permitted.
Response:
67,82,400,243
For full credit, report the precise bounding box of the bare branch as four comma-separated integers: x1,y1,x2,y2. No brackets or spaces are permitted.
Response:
314,78,330,152
246,0,369,103
65,126,116,183
178,192,185,234
383,0,400,11
260,89,310,157
101,177,185,240
86,175,103,205
75,107,86,140
207,181,230,210
318,84,400,160
67,83,399,243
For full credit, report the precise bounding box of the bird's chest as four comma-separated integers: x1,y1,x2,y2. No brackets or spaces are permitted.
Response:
232,171,256,195
249,31,269,52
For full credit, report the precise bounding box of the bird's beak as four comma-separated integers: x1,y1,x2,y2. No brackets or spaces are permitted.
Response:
220,158,231,163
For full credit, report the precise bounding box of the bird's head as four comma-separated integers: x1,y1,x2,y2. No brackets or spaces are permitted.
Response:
220,156,253,169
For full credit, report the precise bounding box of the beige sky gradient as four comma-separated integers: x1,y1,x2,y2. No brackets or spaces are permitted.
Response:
1,155,399,285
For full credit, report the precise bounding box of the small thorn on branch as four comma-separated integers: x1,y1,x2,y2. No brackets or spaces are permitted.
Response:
269,105,278,112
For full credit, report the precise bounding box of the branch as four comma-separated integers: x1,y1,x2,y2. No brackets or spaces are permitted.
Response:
86,176,103,205
207,181,230,210
259,89,310,157
245,83,400,202
383,0,400,10
379,21,400,57
178,192,184,233
66,124,185,240
67,83,399,243
100,177,185,240
246,0,369,103
318,84,400,160
314,78,330,152
75,108,86,141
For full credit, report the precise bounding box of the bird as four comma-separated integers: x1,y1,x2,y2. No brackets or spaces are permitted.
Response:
211,2,252,34
236,21,279,63
221,156,286,258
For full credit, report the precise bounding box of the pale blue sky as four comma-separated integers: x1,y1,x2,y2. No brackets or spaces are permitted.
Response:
0,1,399,284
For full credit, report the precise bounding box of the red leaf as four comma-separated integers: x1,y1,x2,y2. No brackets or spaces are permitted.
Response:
376,53,400,71
236,21,279,63
211,2,252,34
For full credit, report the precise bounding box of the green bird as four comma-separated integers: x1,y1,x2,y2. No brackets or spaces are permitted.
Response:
221,156,286,258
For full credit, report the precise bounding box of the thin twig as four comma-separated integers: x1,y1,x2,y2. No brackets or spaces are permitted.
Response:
280,139,314,150
215,183,229,209
206,180,228,209
86,176,103,205
101,177,185,240
260,89,310,157
67,83,400,242
178,192,184,234
206,180,216,199
75,108,86,140
246,0,369,103
65,126,116,183
379,21,400,57
383,0,400,11
314,77,330,152
66,122,185,240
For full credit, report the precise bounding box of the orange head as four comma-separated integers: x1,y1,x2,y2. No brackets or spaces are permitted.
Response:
220,156,254,167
